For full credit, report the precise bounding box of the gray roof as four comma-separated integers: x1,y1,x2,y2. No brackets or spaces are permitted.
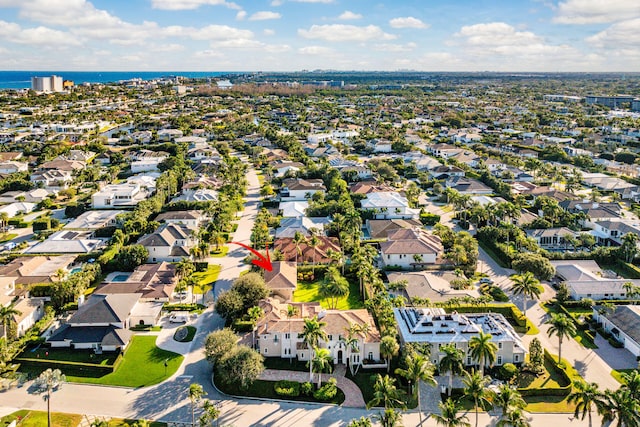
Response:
70,294,140,324
601,305,640,345
48,324,132,347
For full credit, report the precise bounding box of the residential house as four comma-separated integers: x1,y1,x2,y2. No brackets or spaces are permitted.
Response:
95,263,178,302
360,191,420,220
0,202,36,218
428,143,461,158
371,139,393,153
10,297,45,337
566,279,637,301
255,297,383,367
0,255,75,286
272,161,305,177
559,200,622,228
92,183,151,209
429,165,465,180
264,261,297,301
593,305,640,357
379,228,443,269
154,210,206,228
47,294,144,351
39,159,85,172
157,129,183,142
387,271,480,303
30,169,73,189
137,223,196,263
446,177,493,195
26,230,105,254
0,161,28,174
0,188,57,204
64,210,125,232
591,220,640,247
527,227,578,250
171,188,218,203
394,307,527,367
365,218,423,239
280,178,326,201
275,216,331,238
272,236,341,264
350,181,396,195
279,201,309,218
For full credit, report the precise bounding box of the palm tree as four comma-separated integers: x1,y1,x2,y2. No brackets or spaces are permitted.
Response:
32,368,66,427
312,346,333,388
462,370,492,427
367,374,405,409
600,388,640,427
568,380,606,427
496,408,531,427
373,409,403,427
545,313,576,364
468,331,497,376
509,271,541,320
0,212,8,233
433,398,471,427
293,231,306,265
394,354,435,425
0,305,21,340
380,335,399,373
345,322,364,375
621,369,640,400
284,305,298,364
301,316,328,382
198,400,220,427
439,343,465,397
493,384,526,420
247,306,263,350
347,416,373,427
189,383,206,427
308,234,321,273
176,259,195,280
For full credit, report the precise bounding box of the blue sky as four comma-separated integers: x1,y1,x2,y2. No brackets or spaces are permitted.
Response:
0,0,638,71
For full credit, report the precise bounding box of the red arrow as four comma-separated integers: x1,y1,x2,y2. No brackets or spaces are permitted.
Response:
230,241,273,272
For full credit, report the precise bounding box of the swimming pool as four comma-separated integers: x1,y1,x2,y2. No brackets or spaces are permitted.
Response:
70,267,82,275
111,274,130,282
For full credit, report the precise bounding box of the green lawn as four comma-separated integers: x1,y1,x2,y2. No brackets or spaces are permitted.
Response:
1,410,82,427
210,246,229,257
293,279,364,310
20,346,118,365
515,357,570,389
0,233,18,243
68,336,183,387
192,264,222,294
541,302,597,349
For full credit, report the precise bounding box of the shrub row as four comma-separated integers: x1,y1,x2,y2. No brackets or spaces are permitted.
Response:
313,378,338,401
274,380,301,397
163,303,205,312
15,356,118,376
231,320,254,332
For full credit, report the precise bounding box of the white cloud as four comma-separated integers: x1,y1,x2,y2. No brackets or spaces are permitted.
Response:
150,0,240,10
298,45,334,55
150,43,185,52
554,0,640,24
0,20,79,46
291,0,334,3
456,22,543,47
194,49,224,58
190,25,254,40
389,16,428,29
249,11,281,21
338,10,362,20
587,18,640,47
298,24,396,42
236,10,247,20
373,42,417,52
270,0,283,5
263,29,275,36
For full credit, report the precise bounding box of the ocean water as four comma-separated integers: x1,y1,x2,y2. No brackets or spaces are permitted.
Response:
0,71,233,89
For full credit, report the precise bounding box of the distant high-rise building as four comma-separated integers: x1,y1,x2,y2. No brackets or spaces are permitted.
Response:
31,75,64,93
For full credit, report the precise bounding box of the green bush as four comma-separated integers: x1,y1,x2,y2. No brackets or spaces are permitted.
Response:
32,218,51,231
313,378,338,401
498,363,518,382
194,262,209,272
274,380,301,397
420,213,440,226
608,337,624,348
232,320,255,332
301,381,313,396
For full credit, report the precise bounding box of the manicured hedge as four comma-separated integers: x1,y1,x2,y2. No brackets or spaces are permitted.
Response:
516,350,572,397
274,380,301,397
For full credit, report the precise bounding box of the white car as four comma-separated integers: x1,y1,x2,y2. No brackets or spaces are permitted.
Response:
169,313,188,323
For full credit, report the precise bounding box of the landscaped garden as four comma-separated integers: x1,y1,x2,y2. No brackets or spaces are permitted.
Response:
214,377,346,405
23,336,183,387
541,301,597,349
173,325,197,342
293,278,364,310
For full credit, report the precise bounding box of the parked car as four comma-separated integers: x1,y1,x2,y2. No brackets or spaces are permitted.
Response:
479,277,494,285
4,242,16,251
169,313,189,323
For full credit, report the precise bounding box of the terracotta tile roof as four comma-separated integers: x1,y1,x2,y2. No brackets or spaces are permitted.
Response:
272,237,341,264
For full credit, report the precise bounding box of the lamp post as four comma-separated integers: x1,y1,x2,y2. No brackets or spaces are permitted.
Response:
163,359,168,377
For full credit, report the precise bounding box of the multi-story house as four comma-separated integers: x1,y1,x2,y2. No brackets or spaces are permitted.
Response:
92,183,151,209
256,298,384,369
394,307,527,368
280,178,326,201
137,223,197,263
379,228,443,269
360,191,420,220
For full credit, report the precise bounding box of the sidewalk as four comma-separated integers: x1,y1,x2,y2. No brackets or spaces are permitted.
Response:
259,367,366,408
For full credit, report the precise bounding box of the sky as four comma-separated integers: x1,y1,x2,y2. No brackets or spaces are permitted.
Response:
0,0,639,72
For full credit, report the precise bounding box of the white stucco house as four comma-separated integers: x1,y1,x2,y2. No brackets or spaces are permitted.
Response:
593,305,640,357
